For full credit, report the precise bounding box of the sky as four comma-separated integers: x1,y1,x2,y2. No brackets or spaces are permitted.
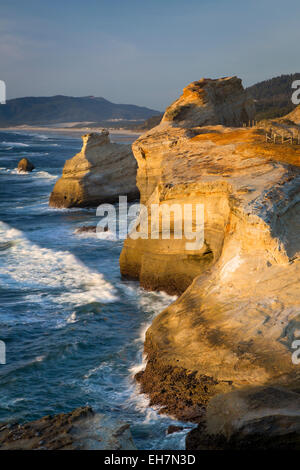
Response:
0,0,299,111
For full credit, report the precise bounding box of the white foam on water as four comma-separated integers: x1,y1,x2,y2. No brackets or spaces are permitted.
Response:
26,133,50,140
1,141,29,148
4,132,49,140
23,151,50,156
35,355,46,363
66,312,77,324
34,170,58,180
127,288,177,376
96,229,118,241
83,361,110,380
0,221,118,307
74,228,118,241
0,167,57,180
126,289,178,420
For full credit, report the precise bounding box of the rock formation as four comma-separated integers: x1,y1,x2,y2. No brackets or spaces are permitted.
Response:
162,76,255,128
186,386,300,450
285,104,300,124
0,407,136,450
17,158,35,172
49,130,139,208
74,224,108,234
120,77,300,440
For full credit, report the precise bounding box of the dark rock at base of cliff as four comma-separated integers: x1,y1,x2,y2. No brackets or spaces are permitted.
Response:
17,158,35,172
186,387,300,450
135,359,214,423
0,406,136,450
186,416,300,450
166,425,185,435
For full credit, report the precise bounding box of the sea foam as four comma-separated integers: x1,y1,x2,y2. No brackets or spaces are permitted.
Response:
0,221,118,307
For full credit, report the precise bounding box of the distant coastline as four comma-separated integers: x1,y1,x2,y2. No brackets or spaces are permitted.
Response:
0,124,142,138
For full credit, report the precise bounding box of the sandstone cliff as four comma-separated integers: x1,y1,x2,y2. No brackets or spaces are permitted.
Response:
49,131,139,208
162,77,255,128
119,77,300,433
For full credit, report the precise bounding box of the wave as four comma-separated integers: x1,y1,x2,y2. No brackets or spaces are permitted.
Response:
1,141,30,148
74,228,118,241
34,170,58,180
3,131,49,140
26,133,50,140
0,167,58,180
23,151,50,156
0,221,118,308
126,289,177,412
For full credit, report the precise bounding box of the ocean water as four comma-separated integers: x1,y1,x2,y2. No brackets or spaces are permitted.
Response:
0,130,190,449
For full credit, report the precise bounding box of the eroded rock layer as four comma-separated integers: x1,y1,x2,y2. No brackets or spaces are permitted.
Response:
49,131,139,208
120,77,300,428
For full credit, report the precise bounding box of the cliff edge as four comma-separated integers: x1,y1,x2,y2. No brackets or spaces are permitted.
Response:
119,77,300,432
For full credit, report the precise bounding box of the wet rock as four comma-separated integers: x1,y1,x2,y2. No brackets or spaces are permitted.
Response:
166,425,184,435
186,387,300,450
17,158,35,172
0,407,136,450
75,225,97,233
74,224,109,234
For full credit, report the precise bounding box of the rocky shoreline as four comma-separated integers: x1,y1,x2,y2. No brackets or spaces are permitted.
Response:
0,407,136,450
43,76,300,449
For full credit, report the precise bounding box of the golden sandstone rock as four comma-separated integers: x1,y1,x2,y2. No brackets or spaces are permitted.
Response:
49,130,139,208
286,104,300,124
120,77,300,427
162,76,254,128
17,157,35,172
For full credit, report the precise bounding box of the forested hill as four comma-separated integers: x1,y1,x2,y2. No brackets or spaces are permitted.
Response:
0,95,160,126
246,73,300,120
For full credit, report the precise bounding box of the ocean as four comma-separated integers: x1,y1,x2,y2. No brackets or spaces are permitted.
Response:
0,130,189,449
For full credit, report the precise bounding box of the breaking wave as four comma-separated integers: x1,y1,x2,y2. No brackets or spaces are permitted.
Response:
0,222,118,307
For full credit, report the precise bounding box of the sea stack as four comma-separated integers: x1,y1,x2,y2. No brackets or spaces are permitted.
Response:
17,158,35,172
49,130,139,208
120,76,300,434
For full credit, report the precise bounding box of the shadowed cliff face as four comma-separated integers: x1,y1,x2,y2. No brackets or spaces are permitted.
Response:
120,77,300,430
49,131,139,208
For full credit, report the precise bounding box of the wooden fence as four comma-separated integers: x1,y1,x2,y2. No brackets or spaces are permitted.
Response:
265,131,300,145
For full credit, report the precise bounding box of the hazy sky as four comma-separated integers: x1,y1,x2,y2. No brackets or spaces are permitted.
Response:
1,0,299,110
